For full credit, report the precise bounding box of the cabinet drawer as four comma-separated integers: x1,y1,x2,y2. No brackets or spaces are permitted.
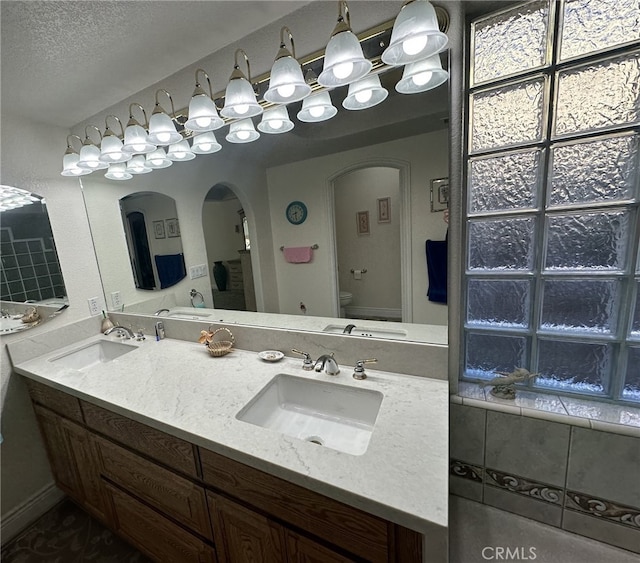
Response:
106,483,216,563
82,401,198,478
27,380,83,422
199,448,388,563
97,436,211,540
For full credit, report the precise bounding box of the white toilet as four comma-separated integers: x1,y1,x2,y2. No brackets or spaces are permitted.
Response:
339,291,352,317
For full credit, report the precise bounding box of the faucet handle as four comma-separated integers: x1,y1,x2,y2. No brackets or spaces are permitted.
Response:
291,349,314,371
353,358,377,380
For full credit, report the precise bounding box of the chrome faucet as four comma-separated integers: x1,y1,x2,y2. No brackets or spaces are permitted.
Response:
314,353,340,376
343,324,356,334
104,325,135,339
153,308,170,316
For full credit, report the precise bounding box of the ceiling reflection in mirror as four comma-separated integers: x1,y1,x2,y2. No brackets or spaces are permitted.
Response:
0,185,69,334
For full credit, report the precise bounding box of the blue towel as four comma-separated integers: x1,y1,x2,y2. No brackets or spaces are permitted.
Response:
426,239,447,303
154,254,186,289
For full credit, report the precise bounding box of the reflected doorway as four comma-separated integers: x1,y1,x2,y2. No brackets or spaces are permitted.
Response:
126,212,155,290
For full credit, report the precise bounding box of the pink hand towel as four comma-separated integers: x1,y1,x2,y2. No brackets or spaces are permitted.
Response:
283,246,313,263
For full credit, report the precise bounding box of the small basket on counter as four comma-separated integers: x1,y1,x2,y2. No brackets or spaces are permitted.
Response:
198,326,235,357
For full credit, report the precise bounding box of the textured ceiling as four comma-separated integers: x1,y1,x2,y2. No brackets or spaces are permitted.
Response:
1,0,311,128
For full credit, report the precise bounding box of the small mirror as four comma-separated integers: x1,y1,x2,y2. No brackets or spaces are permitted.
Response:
0,185,68,334
119,192,186,290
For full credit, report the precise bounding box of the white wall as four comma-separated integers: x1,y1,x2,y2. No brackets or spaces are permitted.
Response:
202,199,246,272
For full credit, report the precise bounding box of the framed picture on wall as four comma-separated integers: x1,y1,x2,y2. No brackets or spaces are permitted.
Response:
153,220,166,239
430,178,449,213
166,218,181,238
377,197,391,223
356,211,370,235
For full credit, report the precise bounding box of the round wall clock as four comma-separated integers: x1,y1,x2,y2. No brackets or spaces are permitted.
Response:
285,200,308,225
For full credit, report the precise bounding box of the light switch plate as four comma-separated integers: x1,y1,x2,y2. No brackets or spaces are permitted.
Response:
189,264,207,279
111,291,122,309
88,297,101,316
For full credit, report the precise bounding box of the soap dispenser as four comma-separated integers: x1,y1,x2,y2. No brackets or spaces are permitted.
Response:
101,311,114,333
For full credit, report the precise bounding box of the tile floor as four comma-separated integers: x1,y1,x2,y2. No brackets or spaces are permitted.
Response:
2,496,637,562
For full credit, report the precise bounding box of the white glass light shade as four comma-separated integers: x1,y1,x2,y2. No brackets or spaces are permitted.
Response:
395,54,449,94
264,56,311,103
147,111,182,145
166,139,196,161
297,91,338,122
0,186,40,211
191,131,222,154
226,118,260,143
99,134,129,163
77,143,107,170
126,154,152,174
381,0,448,66
61,153,91,176
257,106,294,134
122,123,156,154
221,77,263,119
104,162,133,181
318,30,372,87
185,94,224,132
145,148,173,169
343,74,388,110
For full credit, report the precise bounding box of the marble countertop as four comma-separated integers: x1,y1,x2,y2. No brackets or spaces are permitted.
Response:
14,333,448,534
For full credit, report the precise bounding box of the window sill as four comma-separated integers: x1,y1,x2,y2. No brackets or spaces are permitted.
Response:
452,382,640,438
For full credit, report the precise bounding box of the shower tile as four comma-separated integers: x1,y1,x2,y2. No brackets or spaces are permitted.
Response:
560,396,640,427
486,389,567,414
450,475,483,502
450,404,486,465
567,427,640,508
457,381,486,400
484,485,562,526
562,510,640,554
486,411,570,486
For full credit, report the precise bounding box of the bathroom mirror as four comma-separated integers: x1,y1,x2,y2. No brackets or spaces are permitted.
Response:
0,186,69,334
81,63,450,342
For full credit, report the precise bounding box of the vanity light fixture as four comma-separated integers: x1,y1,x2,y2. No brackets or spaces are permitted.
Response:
99,115,130,164
147,89,182,146
185,69,225,132
342,74,388,110
122,103,156,154
145,148,173,169
221,49,263,119
104,162,133,181
77,126,107,170
0,185,40,211
317,1,372,88
381,0,449,66
264,27,311,104
257,105,294,134
226,118,260,143
166,138,196,161
395,53,449,94
61,135,92,176
126,154,153,174
297,90,338,122
191,131,223,154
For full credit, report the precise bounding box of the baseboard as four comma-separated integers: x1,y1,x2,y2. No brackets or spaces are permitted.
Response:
1,482,65,545
344,306,402,320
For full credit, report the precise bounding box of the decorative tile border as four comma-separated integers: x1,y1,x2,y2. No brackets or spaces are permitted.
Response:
565,491,640,530
450,459,483,483
485,468,564,505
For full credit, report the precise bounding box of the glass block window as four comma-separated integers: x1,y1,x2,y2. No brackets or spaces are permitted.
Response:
464,0,640,404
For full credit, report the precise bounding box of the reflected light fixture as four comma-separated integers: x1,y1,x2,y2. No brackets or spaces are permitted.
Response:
395,53,449,94
167,138,196,161
77,126,107,170
343,74,388,110
0,185,41,211
99,115,129,163
104,162,133,181
226,118,260,143
258,105,294,134
318,1,372,88
264,27,311,104
185,69,224,132
297,91,338,122
221,49,263,119
126,154,153,174
145,148,173,169
381,0,448,66
61,135,91,176
191,131,222,154
147,89,182,146
122,103,156,154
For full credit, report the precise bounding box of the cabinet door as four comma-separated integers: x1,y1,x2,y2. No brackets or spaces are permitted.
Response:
208,492,285,563
286,530,357,563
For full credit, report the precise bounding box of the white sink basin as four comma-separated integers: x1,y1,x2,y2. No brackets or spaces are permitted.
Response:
50,340,137,371
166,312,213,320
236,374,383,455
322,324,407,340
